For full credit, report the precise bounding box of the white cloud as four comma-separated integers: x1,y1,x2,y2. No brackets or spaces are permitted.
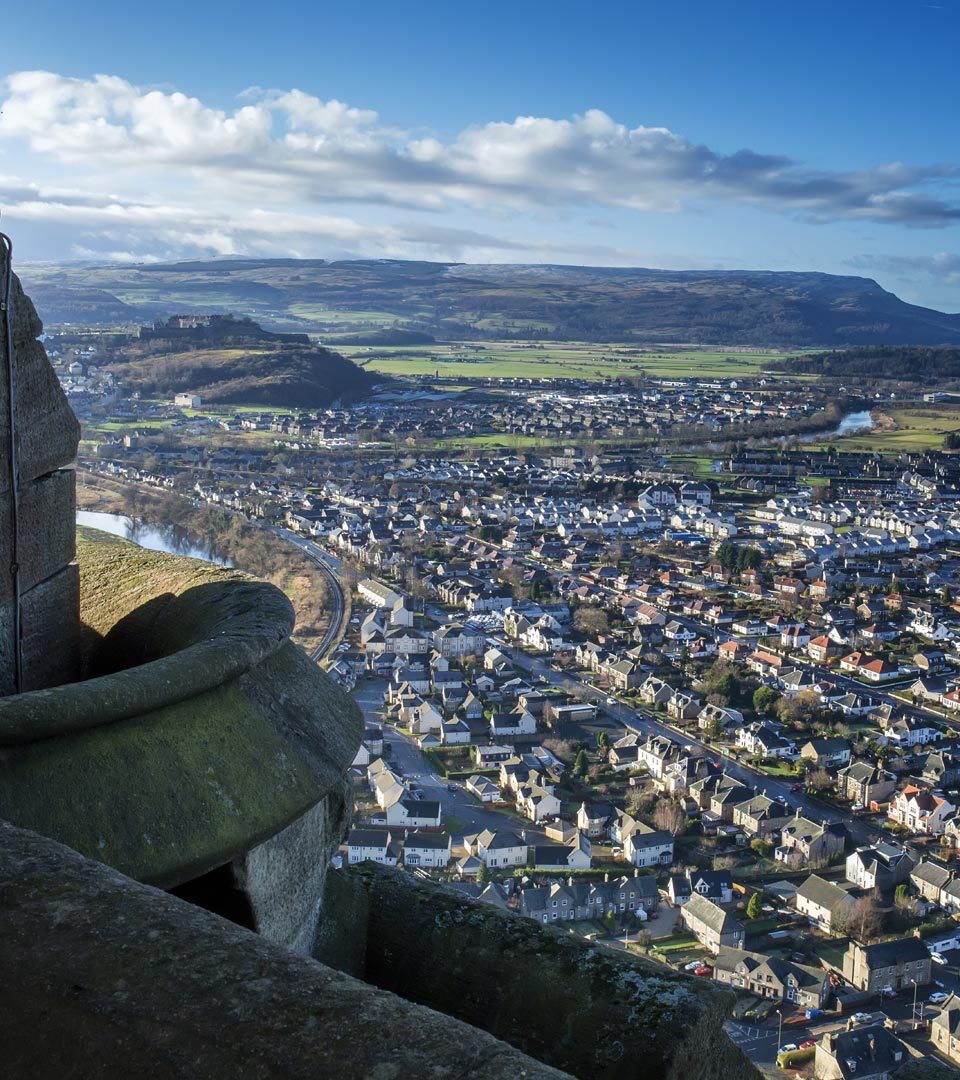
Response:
1,70,959,264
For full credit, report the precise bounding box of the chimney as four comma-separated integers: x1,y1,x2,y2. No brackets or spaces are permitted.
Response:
796,806,802,819
567,875,574,887
604,872,610,883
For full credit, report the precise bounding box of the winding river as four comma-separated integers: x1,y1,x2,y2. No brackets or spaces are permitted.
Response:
77,510,232,566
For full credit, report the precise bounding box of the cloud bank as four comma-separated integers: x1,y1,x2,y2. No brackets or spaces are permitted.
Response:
1,70,959,262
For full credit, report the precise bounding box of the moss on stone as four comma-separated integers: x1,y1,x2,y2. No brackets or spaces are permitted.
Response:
0,528,362,890
320,866,759,1080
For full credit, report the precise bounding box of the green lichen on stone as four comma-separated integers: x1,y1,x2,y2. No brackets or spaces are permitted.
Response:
320,866,760,1080
0,527,362,889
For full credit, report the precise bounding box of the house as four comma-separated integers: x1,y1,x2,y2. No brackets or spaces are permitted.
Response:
608,744,643,772
697,703,744,734
845,845,914,893
490,708,537,740
384,794,442,828
842,937,932,992
467,829,528,868
777,811,846,866
909,858,953,903
516,783,561,822
441,718,472,745
931,996,960,1067
713,947,830,1009
733,793,793,838
346,827,400,866
800,737,852,770
611,811,675,868
466,774,501,802
531,833,592,870
814,1026,909,1080
358,579,402,609
681,894,745,953
577,801,615,839
736,723,794,760
402,831,452,869
475,744,514,767
887,786,955,836
667,874,692,906
687,869,733,905
795,874,855,933
837,762,897,808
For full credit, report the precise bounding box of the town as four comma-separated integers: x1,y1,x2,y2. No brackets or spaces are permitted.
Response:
53,321,960,1080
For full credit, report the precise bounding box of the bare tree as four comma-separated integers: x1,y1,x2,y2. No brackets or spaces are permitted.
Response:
653,798,686,836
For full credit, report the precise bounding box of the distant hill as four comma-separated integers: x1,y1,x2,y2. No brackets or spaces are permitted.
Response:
20,259,960,347
96,314,372,407
776,345,960,383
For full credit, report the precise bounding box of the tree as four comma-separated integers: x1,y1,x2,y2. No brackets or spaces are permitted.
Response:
476,861,489,885
596,731,609,752
777,690,820,728
653,798,686,836
753,685,780,714
893,883,911,911
841,895,885,942
807,768,834,793
574,607,609,637
750,838,772,860
604,910,617,935
573,749,589,777
746,892,762,920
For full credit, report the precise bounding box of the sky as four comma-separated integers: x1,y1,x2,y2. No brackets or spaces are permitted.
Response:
1,0,959,309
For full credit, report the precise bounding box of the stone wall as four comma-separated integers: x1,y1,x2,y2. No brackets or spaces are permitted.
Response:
319,865,760,1080
0,269,80,694
0,820,569,1080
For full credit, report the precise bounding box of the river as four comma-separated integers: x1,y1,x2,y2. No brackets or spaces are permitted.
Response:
800,409,875,443
77,510,232,566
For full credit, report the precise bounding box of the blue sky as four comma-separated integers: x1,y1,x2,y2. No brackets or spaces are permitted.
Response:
2,0,959,309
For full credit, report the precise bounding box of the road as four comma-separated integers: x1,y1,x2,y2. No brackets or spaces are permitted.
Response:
275,529,346,661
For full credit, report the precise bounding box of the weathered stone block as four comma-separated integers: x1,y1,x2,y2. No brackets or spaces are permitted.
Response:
0,468,75,602
0,273,80,491
320,865,760,1080
0,821,570,1080
18,562,80,692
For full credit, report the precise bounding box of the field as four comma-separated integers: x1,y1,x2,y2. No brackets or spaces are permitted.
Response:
812,404,960,453
340,342,791,383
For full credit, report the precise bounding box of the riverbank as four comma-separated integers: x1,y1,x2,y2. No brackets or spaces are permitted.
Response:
76,473,335,657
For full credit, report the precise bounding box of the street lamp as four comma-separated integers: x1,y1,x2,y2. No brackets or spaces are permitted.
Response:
776,1007,783,1052
911,978,919,1030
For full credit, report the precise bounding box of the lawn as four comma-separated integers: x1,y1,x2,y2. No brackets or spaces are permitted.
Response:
340,342,794,384
809,404,960,454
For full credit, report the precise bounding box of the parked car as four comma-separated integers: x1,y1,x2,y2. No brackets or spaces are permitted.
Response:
693,965,712,976
932,953,947,965
779,1044,798,1055
929,992,950,1004
799,1040,815,1049
851,1012,872,1023
446,783,458,793
683,960,703,971
790,783,803,793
